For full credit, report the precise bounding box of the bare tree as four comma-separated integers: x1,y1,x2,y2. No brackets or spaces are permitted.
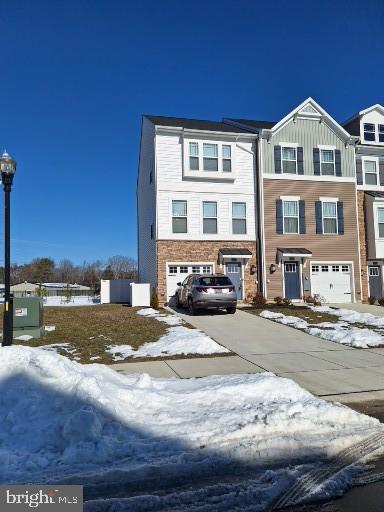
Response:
57,259,76,283
107,255,137,280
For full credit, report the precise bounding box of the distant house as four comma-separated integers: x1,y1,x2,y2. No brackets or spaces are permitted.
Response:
11,282,91,297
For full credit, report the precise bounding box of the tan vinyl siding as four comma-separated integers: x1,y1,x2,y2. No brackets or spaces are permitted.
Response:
263,179,361,300
263,118,355,177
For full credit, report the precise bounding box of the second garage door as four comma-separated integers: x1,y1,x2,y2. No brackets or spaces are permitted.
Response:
311,264,352,303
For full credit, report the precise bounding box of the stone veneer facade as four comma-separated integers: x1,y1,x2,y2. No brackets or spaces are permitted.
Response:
156,240,257,305
357,190,368,302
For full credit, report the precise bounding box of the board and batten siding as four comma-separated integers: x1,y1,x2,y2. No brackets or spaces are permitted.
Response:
137,117,157,289
155,132,257,241
263,180,361,300
263,118,355,177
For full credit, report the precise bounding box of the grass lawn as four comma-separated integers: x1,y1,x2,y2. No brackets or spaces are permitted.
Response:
245,304,341,324
12,305,170,365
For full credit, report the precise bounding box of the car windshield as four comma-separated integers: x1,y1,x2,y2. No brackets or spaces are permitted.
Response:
197,276,232,286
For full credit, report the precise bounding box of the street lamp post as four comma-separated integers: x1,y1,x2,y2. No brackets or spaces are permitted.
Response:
0,150,16,347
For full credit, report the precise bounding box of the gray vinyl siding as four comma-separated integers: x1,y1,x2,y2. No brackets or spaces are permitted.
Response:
263,118,355,177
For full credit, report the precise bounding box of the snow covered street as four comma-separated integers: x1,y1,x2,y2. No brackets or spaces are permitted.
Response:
0,345,382,510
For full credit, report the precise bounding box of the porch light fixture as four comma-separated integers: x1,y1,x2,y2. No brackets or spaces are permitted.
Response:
250,265,257,275
270,263,277,274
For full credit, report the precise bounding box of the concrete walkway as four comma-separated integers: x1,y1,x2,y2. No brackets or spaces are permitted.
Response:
329,302,384,316
112,307,384,401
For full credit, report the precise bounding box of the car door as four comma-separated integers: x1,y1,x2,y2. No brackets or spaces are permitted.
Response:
180,276,192,305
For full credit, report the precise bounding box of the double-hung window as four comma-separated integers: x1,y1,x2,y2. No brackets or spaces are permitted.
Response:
222,145,231,172
203,201,217,234
320,149,335,175
322,201,338,234
203,144,218,171
364,123,376,142
232,202,246,234
363,158,378,185
282,147,297,173
189,142,199,170
377,208,384,238
172,200,187,233
379,125,384,143
283,200,299,234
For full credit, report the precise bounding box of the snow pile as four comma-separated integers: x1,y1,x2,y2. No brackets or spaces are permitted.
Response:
0,345,381,509
260,310,384,348
14,334,33,341
44,296,100,307
137,307,183,325
311,306,384,328
107,326,229,360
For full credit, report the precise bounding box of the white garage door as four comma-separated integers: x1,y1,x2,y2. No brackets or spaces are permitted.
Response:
166,264,213,302
311,264,352,303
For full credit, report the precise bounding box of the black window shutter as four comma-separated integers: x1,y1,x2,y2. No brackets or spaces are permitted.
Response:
335,149,342,176
337,202,344,235
379,158,384,186
274,145,282,174
276,199,283,234
313,148,320,175
356,159,363,185
299,200,306,234
315,201,323,234
297,147,304,174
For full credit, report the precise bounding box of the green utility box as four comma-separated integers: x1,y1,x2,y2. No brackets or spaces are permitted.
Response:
13,297,44,339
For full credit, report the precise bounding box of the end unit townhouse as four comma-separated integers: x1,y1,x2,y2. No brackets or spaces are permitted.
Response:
137,98,366,306
344,104,384,300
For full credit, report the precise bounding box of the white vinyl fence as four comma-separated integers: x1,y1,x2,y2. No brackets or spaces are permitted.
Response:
100,280,150,307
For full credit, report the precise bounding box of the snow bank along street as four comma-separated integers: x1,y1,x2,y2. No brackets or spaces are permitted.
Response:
106,308,230,360
0,345,382,510
261,306,384,348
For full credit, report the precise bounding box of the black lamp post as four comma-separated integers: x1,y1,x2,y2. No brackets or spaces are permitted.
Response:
0,150,16,347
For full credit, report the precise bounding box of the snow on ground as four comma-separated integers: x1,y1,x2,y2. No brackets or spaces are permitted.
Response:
14,334,33,341
44,325,56,332
107,325,230,360
137,307,183,325
0,345,381,510
311,305,384,328
44,296,100,307
260,310,384,348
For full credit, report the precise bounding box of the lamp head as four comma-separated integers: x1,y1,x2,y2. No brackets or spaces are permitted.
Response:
0,149,16,175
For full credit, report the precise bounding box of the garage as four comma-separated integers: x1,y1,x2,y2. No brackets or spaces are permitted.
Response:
166,263,213,302
310,263,352,303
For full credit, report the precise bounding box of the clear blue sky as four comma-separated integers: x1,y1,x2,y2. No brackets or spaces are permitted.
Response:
0,0,383,265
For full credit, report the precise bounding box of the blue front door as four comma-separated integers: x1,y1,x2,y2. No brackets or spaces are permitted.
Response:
284,262,300,299
226,263,242,299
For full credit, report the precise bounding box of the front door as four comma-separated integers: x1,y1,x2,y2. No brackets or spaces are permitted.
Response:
226,262,242,299
369,266,383,299
284,262,301,300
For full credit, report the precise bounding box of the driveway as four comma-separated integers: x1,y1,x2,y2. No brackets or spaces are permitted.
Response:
172,308,384,402
329,302,384,316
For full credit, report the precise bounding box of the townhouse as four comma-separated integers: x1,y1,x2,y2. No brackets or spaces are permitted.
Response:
344,104,384,300
137,98,375,305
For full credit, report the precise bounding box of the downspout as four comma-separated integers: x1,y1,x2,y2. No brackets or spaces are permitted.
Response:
257,135,267,296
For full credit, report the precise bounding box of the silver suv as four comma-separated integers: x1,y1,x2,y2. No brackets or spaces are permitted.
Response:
175,274,237,315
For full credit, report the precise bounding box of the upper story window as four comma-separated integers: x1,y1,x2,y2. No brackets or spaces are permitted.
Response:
282,147,297,173
322,201,338,234
363,158,378,185
377,208,384,238
222,145,231,172
203,201,217,234
379,125,384,142
172,200,187,233
364,123,376,142
189,142,199,170
320,149,335,175
203,144,218,171
232,202,246,234
283,200,299,234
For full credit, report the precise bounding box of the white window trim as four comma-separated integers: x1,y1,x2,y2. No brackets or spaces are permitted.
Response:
282,199,299,235
202,200,218,235
318,144,336,150
280,195,300,201
171,199,188,234
280,142,299,148
319,148,336,176
375,204,384,239
363,123,377,143
232,201,247,235
362,156,379,186
183,139,236,180
319,196,339,202
281,145,298,174
321,200,338,235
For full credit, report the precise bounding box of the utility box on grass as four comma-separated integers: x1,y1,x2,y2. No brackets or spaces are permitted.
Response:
13,297,44,339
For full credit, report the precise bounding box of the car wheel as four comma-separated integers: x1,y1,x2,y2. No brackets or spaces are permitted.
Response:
226,307,236,314
188,298,196,316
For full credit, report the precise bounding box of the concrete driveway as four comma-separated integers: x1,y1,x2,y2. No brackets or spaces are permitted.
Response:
172,308,384,402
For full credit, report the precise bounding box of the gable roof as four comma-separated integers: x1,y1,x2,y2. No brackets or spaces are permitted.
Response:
222,118,276,132
144,115,253,134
